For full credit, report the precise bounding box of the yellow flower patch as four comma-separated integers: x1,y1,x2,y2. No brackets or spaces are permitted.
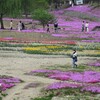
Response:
23,45,67,54
23,45,100,56
24,47,41,51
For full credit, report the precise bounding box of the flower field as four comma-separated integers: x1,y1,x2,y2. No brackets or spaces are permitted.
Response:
22,44,100,57
29,66,100,99
0,4,100,100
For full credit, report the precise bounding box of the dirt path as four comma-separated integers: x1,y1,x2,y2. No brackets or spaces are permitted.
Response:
0,50,97,100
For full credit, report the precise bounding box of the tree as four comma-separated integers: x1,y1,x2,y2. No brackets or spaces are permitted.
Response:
32,9,54,29
32,0,48,10
0,0,22,29
0,0,49,29
21,0,33,18
46,0,69,10
22,0,48,18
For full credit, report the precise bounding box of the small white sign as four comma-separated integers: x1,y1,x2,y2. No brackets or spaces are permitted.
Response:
75,0,83,5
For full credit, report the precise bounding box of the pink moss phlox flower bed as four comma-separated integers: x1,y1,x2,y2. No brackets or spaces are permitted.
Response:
46,81,100,93
81,85,100,93
0,77,21,91
32,69,100,93
52,5,100,36
70,71,100,83
1,83,15,91
46,82,82,90
0,78,21,83
67,5,91,13
30,69,100,84
58,21,100,31
49,74,70,81
66,5,100,17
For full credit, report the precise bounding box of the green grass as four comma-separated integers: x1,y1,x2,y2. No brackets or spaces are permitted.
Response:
0,44,100,57
0,97,2,100
31,94,53,100
1,42,100,50
23,51,100,57
44,88,94,96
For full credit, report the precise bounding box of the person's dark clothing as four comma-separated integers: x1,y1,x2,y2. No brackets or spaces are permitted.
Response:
22,23,25,30
54,23,58,28
47,24,50,32
54,23,58,32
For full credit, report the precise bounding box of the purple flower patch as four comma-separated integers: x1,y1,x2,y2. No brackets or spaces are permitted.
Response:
46,82,82,90
49,74,70,81
0,83,15,91
71,71,100,83
0,76,21,91
31,69,100,84
81,85,100,93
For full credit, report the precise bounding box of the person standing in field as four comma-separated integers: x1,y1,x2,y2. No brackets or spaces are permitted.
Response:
22,22,25,30
85,22,89,32
10,20,13,30
54,22,58,33
82,21,85,32
69,0,74,7
18,21,22,31
71,50,78,68
47,24,50,33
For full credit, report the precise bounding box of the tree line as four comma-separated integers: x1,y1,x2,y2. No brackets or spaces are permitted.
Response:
0,0,49,29
0,0,100,29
